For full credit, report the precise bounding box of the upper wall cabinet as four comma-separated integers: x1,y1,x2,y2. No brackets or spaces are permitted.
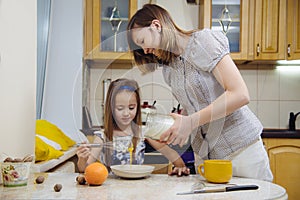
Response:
84,0,137,64
199,0,300,62
252,0,300,60
286,0,300,60
199,0,250,61
252,0,286,60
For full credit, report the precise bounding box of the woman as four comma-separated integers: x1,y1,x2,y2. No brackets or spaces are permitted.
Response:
126,4,273,181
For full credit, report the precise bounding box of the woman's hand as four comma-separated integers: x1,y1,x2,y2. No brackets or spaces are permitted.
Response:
160,113,195,147
169,166,190,177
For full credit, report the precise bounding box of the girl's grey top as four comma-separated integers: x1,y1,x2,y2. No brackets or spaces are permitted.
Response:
162,28,262,160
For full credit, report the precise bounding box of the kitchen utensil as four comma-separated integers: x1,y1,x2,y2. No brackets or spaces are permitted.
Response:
191,181,236,191
177,184,259,195
171,107,176,113
141,101,157,124
144,113,174,141
151,100,156,107
144,113,189,144
176,104,182,114
111,165,155,179
76,143,113,148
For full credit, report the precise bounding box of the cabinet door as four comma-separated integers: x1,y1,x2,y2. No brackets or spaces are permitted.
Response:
201,0,249,61
264,139,300,200
84,0,137,62
287,0,300,60
269,146,300,200
254,0,286,60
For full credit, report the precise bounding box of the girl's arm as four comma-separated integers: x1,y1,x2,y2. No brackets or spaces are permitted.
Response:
76,136,103,172
76,143,91,173
146,138,190,176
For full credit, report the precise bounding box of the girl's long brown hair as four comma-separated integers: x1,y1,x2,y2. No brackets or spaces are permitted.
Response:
127,4,194,73
103,78,142,167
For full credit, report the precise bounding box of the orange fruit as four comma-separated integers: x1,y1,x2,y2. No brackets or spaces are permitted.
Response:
84,162,108,186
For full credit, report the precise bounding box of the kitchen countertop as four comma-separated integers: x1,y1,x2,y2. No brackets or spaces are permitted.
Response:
0,173,287,200
262,129,300,138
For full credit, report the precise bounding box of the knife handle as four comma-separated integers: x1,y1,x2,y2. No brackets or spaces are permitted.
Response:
226,185,259,192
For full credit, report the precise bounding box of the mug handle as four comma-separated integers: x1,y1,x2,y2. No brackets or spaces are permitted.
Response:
198,164,205,177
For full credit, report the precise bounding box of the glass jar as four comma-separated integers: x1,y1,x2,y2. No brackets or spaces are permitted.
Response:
144,113,174,141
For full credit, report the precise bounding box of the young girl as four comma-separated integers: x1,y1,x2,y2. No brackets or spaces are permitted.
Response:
76,78,190,176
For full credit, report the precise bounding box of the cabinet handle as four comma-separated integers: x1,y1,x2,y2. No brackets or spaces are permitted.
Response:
287,44,291,57
256,44,260,56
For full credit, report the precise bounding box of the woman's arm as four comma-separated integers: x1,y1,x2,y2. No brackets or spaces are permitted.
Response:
146,138,190,176
161,55,250,146
198,54,250,123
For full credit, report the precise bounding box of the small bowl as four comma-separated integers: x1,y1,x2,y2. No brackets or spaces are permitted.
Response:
1,162,31,187
111,164,155,179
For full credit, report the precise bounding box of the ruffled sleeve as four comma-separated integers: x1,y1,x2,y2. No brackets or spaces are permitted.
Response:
185,28,230,72
94,129,105,141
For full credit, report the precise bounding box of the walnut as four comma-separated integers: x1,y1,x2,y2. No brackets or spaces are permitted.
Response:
35,176,45,184
76,175,86,185
54,184,62,192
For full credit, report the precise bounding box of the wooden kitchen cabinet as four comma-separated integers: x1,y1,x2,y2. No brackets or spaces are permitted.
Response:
84,0,137,63
286,0,300,60
252,0,300,60
252,0,286,60
263,138,300,200
199,0,250,61
200,0,300,62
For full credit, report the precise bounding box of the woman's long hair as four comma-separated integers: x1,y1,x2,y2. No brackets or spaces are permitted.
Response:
127,4,194,73
103,78,142,167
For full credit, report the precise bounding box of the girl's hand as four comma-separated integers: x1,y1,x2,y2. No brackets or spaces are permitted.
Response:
76,143,91,162
160,113,194,147
169,166,190,177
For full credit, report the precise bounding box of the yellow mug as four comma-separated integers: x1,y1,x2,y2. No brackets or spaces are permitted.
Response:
198,160,232,183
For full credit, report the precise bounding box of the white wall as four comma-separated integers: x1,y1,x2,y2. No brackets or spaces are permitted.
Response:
0,0,36,159
138,0,199,30
42,0,84,142
155,0,199,30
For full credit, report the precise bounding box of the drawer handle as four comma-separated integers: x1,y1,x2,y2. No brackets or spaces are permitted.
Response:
256,44,260,57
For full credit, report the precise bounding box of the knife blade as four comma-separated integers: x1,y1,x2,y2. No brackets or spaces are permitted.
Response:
177,184,259,195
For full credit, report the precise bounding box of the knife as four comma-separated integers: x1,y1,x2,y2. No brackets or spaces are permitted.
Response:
177,184,259,195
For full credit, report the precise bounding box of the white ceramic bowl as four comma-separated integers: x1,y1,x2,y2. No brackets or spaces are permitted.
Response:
111,165,155,179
